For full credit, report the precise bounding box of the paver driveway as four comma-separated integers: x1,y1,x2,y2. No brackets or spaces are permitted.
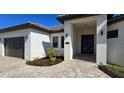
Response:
0,57,110,78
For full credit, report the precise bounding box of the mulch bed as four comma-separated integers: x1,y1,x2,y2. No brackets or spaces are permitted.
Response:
26,56,64,66
98,65,124,78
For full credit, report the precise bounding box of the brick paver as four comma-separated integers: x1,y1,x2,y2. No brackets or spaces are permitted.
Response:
0,57,110,78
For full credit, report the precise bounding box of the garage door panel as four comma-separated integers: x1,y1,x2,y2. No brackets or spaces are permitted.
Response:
14,49,24,58
5,37,24,59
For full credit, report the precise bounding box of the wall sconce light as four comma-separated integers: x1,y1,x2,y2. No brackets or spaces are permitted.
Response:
66,33,68,37
0,38,1,42
101,30,104,36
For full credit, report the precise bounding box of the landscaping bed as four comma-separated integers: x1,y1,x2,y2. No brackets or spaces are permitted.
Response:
26,56,64,66
98,64,124,78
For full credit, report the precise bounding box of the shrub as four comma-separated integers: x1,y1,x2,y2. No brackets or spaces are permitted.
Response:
47,48,57,64
33,57,40,61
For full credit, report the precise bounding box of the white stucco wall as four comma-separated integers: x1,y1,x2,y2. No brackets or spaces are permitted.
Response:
73,26,96,55
0,28,62,61
64,22,73,61
0,38,4,56
108,21,124,66
30,29,50,60
0,29,31,60
51,32,64,56
96,15,107,65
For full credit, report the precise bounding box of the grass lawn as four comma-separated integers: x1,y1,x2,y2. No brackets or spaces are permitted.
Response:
99,64,124,78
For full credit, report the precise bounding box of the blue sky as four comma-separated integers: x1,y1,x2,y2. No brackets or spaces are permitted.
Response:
0,14,61,29
0,14,120,29
113,14,120,17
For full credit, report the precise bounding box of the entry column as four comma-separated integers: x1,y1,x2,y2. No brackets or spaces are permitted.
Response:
64,22,73,61
0,38,4,56
96,15,107,65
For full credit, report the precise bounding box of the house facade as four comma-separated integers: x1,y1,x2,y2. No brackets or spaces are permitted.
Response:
0,14,124,66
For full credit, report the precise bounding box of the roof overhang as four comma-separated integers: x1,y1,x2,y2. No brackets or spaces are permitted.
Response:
1,15,124,33
57,14,124,25
0,22,64,33
108,15,124,25
0,22,50,33
57,14,99,23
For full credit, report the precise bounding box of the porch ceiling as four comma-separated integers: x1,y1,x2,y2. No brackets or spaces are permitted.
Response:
73,20,96,30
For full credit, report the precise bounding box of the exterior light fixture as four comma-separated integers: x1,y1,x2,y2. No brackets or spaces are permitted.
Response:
101,30,104,36
66,33,68,37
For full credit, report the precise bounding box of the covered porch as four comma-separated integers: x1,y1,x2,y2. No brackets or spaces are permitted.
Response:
73,20,96,63
64,15,107,65
74,54,96,63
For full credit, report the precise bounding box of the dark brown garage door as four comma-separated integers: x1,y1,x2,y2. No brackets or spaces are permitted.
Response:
4,37,24,59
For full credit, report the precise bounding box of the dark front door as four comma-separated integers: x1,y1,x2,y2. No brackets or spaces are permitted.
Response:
5,37,24,59
81,35,94,54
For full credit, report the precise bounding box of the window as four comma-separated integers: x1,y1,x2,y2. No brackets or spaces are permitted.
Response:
107,29,118,39
53,36,58,48
61,36,64,48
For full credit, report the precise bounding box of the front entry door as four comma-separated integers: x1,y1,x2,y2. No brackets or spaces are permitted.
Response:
81,35,94,54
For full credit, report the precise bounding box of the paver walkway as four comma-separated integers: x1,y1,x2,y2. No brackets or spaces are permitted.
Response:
0,57,110,78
